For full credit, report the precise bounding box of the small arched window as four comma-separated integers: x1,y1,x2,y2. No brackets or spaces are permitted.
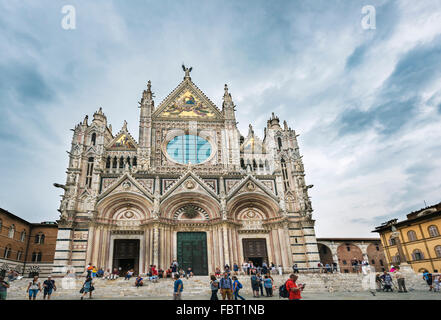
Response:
17,250,23,261
277,137,282,150
119,156,124,168
407,230,417,242
392,253,400,264
127,156,131,167
412,249,424,261
133,156,137,167
35,233,45,244
112,156,117,168
32,252,42,262
106,156,111,168
8,224,15,239
428,225,439,237
240,159,245,169
20,230,26,242
4,246,11,259
435,245,441,258
91,133,96,146
389,237,396,246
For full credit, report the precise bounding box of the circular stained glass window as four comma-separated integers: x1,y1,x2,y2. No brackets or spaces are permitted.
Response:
166,135,212,164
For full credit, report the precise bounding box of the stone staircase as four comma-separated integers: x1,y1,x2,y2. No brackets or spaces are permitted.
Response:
5,273,428,299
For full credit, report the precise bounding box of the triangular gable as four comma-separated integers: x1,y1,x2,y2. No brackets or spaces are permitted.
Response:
226,174,278,202
153,79,223,120
106,122,138,150
160,170,220,203
97,173,153,202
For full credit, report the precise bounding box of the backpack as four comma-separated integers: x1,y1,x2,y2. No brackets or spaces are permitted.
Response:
279,281,289,298
237,281,243,289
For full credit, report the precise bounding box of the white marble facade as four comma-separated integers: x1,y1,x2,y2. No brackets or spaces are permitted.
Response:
52,68,320,276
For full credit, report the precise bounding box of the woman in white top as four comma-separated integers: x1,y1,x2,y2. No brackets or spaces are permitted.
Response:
27,276,41,300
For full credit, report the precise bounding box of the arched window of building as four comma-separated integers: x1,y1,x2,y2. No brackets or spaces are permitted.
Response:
32,252,42,262
346,245,351,252
252,159,257,170
407,230,417,242
277,137,282,150
17,250,23,261
389,237,396,246
20,230,26,242
119,156,124,168
35,233,45,244
435,245,441,258
281,158,290,190
379,259,384,266
91,133,96,146
371,259,375,265
264,160,269,171
375,245,380,251
85,157,94,188
428,225,439,237
112,156,117,168
240,159,245,169
412,249,424,261
392,253,400,264
4,246,11,259
127,156,131,167
106,156,111,168
8,224,15,239
133,156,137,167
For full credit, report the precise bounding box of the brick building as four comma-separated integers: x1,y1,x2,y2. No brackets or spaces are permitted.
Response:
317,238,387,273
0,208,57,277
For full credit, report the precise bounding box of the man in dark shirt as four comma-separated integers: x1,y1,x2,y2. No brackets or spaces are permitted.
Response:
43,276,56,300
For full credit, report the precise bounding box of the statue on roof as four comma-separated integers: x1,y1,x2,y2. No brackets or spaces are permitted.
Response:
182,64,192,78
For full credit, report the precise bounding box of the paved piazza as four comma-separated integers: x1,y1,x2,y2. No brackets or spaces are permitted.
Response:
5,275,441,300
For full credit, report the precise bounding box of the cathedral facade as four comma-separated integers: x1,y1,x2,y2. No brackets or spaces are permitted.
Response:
52,68,320,276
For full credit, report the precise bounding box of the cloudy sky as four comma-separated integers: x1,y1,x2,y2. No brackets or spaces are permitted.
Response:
0,0,440,237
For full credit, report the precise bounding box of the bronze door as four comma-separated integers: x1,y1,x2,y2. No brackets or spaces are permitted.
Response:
113,239,140,275
177,232,208,275
242,238,268,267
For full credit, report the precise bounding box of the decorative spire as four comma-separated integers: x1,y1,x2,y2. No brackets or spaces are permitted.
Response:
141,80,153,104
122,120,128,131
182,63,192,79
83,115,88,126
248,124,254,136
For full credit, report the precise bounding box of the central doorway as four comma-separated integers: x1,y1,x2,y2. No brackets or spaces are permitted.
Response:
177,232,208,275
242,238,268,267
113,239,140,276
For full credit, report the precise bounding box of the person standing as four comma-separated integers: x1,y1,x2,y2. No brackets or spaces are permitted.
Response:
0,276,10,300
423,270,433,291
233,263,239,275
250,271,260,297
262,262,268,275
278,265,283,276
394,266,407,293
27,276,41,300
292,264,299,274
285,274,304,300
173,273,183,300
257,273,264,296
80,276,94,300
210,275,219,300
232,276,245,300
263,274,273,297
219,272,233,300
43,276,57,300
